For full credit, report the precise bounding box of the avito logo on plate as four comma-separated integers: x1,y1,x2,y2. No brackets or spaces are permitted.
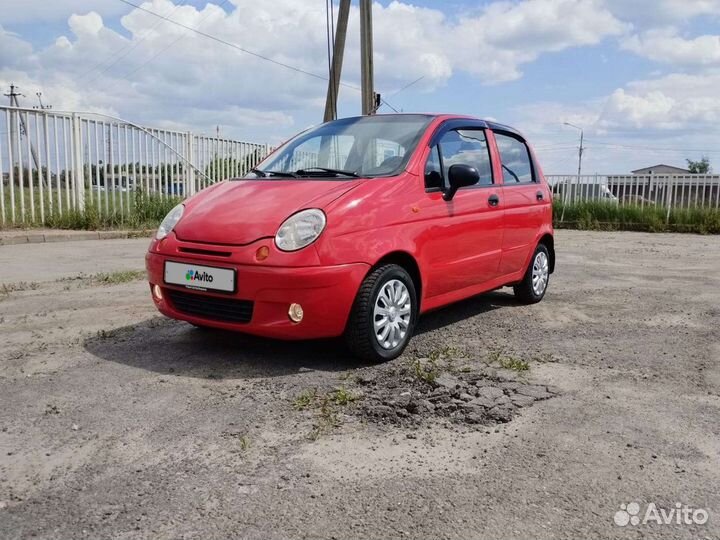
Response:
185,269,214,283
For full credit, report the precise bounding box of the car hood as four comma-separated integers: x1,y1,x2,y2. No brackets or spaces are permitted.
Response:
173,179,361,245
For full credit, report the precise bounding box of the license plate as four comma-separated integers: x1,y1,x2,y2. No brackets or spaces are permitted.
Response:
164,261,235,293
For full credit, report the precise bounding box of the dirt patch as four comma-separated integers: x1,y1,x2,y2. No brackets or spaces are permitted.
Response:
354,360,558,426
290,354,559,439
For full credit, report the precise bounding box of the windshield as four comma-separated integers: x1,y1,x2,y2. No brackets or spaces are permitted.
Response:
246,114,433,179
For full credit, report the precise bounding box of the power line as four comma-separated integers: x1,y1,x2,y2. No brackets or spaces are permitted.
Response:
115,0,341,84
78,0,188,83
119,0,231,80
584,139,720,155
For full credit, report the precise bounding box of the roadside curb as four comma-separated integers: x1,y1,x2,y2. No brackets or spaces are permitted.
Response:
0,230,152,246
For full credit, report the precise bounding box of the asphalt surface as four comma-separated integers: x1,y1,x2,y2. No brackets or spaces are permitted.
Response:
1,230,719,539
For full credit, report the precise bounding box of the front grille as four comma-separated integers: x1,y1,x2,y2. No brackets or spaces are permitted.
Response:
167,289,253,324
178,247,232,257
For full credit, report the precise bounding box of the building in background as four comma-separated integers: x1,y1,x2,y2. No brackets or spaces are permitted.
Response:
632,164,690,175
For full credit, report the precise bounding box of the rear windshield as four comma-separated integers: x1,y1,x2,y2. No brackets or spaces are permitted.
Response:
247,115,433,179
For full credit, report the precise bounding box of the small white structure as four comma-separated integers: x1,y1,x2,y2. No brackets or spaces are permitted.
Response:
632,164,689,175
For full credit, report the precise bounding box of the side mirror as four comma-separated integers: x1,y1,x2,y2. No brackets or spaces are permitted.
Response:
443,164,479,201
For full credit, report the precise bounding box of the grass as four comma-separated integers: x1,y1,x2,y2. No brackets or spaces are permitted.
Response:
554,200,720,234
409,346,469,384
1,281,39,297
1,188,181,230
411,358,439,384
60,270,145,287
487,348,530,373
293,388,319,410
292,386,359,440
498,356,530,372
4,186,718,234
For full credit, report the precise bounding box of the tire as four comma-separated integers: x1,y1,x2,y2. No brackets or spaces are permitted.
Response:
345,264,418,362
513,243,550,304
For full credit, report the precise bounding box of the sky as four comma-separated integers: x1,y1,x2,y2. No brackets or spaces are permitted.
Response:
0,0,719,174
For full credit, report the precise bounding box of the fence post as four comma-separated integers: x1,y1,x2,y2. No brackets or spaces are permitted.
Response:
71,113,85,211
186,131,196,197
665,176,673,224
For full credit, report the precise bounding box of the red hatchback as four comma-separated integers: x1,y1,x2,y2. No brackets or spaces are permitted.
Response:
146,114,554,361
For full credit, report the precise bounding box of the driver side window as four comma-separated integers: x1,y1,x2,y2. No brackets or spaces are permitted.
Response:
424,128,493,191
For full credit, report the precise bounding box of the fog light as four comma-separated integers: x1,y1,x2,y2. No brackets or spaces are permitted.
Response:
153,284,163,300
288,303,304,323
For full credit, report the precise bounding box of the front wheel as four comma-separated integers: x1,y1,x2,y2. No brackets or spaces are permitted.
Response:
345,264,418,362
513,244,550,304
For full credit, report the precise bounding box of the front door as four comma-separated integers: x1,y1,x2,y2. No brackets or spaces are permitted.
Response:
419,128,505,300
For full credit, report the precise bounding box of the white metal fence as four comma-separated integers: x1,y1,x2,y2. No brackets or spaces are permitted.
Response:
546,174,720,210
0,105,271,225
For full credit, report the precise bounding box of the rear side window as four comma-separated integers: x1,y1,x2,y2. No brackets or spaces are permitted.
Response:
495,132,534,184
424,128,493,190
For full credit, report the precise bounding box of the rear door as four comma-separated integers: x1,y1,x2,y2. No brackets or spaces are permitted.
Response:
492,130,550,275
419,126,504,299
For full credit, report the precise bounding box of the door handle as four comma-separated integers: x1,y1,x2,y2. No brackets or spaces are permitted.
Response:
488,194,500,207
536,191,544,201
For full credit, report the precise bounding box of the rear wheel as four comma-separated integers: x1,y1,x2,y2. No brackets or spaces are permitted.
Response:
513,243,550,304
345,264,418,362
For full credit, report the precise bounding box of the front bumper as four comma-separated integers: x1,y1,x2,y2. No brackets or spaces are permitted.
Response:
145,237,369,340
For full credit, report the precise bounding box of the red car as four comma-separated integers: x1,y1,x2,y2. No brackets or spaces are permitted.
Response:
146,114,554,361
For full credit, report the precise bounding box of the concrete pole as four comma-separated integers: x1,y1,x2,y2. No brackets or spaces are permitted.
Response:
360,0,374,115
323,0,350,123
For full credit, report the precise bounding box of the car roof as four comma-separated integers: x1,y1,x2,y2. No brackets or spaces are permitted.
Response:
339,113,524,138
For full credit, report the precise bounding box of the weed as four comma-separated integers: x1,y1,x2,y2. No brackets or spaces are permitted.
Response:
327,387,357,406
486,348,530,372
60,270,145,287
0,281,40,298
221,432,250,451
498,356,530,372
92,270,145,285
427,345,466,363
411,358,439,384
293,388,318,410
293,386,358,439
238,436,250,451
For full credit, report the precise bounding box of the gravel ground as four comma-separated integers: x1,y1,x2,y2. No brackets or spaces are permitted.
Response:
0,230,719,539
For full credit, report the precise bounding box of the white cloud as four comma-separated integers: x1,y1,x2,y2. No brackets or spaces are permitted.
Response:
0,0,629,141
622,28,720,68
599,71,720,130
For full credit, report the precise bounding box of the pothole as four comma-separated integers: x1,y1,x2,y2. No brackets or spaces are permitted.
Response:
354,359,559,426
291,352,561,438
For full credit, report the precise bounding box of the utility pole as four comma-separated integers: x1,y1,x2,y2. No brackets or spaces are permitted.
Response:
5,84,43,182
4,85,21,170
564,122,584,177
359,0,375,115
323,0,350,122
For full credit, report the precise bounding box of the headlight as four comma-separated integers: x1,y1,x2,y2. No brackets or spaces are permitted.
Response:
156,204,184,240
275,209,326,252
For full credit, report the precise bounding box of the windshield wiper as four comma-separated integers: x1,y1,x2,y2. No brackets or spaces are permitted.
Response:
249,168,298,178
295,167,360,178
